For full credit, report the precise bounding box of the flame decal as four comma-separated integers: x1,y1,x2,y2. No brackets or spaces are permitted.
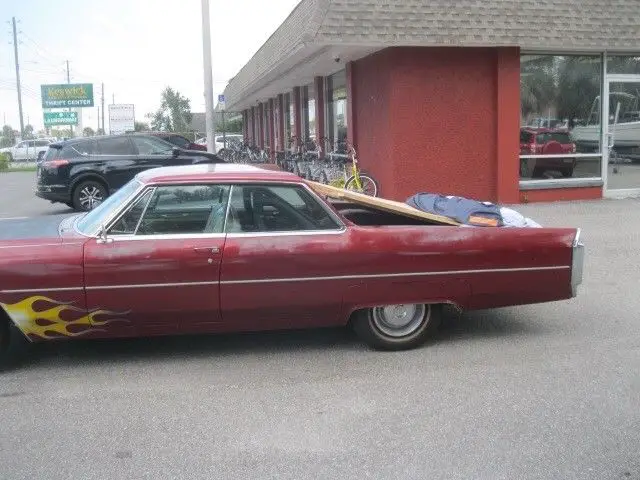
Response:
0,295,128,340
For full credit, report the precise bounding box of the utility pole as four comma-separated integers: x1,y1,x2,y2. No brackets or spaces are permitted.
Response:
112,93,115,104
101,83,105,135
11,17,25,137
66,60,70,83
201,0,215,153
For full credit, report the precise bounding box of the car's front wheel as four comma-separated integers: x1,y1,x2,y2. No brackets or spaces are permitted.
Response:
352,303,441,350
72,180,108,211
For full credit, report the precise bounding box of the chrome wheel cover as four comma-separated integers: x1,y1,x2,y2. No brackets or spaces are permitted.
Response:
371,304,428,338
79,185,104,210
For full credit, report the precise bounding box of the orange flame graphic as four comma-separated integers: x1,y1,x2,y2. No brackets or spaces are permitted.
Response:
0,295,128,340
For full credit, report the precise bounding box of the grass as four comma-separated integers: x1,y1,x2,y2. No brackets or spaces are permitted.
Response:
5,166,37,172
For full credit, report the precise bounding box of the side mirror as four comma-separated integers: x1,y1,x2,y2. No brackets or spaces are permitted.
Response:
96,224,113,244
172,147,181,158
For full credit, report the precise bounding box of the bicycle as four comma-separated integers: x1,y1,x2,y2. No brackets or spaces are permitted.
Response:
321,140,379,197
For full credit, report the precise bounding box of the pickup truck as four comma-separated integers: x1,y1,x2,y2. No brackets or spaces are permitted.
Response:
0,139,53,162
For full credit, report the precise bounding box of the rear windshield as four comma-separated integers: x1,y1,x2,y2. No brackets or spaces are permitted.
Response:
520,131,534,143
166,135,190,148
43,142,93,161
535,132,572,144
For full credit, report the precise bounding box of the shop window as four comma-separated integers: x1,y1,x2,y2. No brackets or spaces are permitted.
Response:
326,70,347,152
283,92,294,148
520,55,602,182
263,103,270,149
300,84,316,147
608,56,640,75
307,83,316,141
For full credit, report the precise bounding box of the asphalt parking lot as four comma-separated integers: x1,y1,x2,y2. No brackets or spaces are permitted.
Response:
1,171,640,479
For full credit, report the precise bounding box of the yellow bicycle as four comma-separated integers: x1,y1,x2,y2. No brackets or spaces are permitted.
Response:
325,141,379,197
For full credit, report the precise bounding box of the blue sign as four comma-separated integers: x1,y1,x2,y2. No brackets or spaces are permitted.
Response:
217,94,225,103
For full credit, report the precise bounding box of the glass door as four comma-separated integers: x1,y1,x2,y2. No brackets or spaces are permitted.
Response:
603,75,640,193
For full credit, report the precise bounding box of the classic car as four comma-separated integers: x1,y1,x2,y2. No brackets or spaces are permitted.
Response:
0,164,584,369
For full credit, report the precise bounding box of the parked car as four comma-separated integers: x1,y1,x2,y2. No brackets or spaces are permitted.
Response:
0,138,53,162
0,163,584,369
35,134,225,212
519,128,577,178
194,134,244,152
139,132,207,151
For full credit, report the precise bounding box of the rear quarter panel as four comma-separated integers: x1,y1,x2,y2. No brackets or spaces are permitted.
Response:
342,225,575,314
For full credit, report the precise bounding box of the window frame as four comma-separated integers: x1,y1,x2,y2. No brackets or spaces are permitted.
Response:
223,182,345,237
97,181,345,241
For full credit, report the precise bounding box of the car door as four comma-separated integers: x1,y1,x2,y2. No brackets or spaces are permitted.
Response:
83,183,231,336
95,136,140,190
13,141,28,161
220,183,349,330
129,135,183,171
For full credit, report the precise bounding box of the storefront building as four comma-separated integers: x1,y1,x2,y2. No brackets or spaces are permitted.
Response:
224,0,640,203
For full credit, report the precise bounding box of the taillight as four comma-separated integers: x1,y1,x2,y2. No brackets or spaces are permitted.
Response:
571,144,576,153
42,159,69,169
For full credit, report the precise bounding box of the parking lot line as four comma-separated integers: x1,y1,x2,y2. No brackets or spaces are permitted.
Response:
0,217,28,220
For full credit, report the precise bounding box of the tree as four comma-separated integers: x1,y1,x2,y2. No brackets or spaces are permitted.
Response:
149,87,193,133
556,57,601,124
1,125,16,147
216,117,243,134
520,56,556,121
96,128,105,135
134,121,149,132
23,125,35,139
83,127,95,137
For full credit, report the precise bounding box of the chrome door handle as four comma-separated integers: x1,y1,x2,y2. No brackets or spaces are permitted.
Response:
193,246,220,254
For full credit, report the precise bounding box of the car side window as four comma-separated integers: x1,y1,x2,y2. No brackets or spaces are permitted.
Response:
97,137,135,155
109,190,154,235
128,185,230,235
16,141,26,148
131,136,173,155
225,184,340,233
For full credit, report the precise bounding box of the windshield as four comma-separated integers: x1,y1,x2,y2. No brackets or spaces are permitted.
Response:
76,180,143,235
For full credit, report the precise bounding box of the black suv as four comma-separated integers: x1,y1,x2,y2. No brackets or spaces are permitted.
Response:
36,134,224,211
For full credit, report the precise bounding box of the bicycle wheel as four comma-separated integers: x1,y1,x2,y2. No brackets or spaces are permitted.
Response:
345,173,379,197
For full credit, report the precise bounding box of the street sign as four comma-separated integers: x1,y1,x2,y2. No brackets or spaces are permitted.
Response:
108,104,135,134
41,83,94,108
43,111,78,126
218,94,225,109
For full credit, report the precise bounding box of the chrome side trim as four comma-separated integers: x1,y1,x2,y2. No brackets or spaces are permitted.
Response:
220,266,570,285
0,243,83,249
85,281,218,291
226,228,346,238
1,266,570,295
0,287,84,294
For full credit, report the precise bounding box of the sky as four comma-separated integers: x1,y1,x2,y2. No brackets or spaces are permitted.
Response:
0,0,301,133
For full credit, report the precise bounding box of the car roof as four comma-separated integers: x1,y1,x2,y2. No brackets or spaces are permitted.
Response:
136,163,300,184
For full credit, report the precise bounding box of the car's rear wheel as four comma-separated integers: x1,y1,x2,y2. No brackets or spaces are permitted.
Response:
72,180,107,211
0,312,30,372
352,303,441,350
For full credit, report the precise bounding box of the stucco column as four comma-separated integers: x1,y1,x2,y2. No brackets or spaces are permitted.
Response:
293,86,302,145
346,62,357,148
277,94,285,154
268,98,275,160
496,47,521,204
258,103,264,149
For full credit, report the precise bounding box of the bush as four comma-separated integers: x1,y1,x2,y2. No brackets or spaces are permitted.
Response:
0,153,8,172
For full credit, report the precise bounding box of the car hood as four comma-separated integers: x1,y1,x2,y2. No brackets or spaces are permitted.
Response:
0,214,75,242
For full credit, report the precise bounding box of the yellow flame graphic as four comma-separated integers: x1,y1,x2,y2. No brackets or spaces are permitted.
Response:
0,295,128,340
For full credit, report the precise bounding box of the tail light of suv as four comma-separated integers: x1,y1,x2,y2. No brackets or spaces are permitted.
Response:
41,159,70,170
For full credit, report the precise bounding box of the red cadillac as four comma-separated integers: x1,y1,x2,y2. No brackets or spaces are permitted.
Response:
0,165,584,369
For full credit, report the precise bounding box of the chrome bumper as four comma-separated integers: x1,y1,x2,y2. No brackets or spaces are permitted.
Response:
571,228,584,297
